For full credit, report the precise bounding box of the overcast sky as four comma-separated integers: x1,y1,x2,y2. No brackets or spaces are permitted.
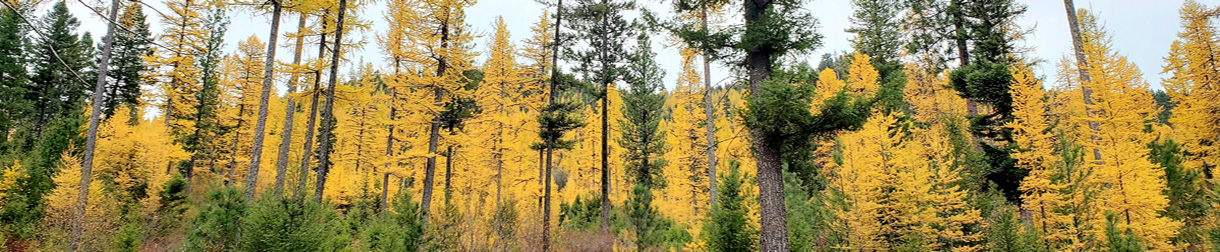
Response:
62,0,1185,93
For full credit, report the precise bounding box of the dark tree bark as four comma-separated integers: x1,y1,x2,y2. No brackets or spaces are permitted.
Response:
743,0,788,250
314,0,349,202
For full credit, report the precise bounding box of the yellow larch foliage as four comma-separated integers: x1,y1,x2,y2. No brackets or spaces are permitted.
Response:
43,149,121,250
0,161,24,207
829,114,898,250
660,47,709,231
810,68,845,116
903,63,966,123
93,107,188,212
330,74,388,206
1008,64,1075,247
1164,0,1220,181
846,53,881,97
1077,10,1181,249
216,36,268,185
471,16,536,216
151,0,209,136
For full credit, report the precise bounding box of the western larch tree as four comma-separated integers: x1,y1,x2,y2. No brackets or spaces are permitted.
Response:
474,17,523,208
220,36,267,186
1008,64,1074,248
1162,1,1220,248
1075,10,1181,249
661,47,708,228
155,0,210,183
394,0,478,222
669,0,728,209
312,0,357,202
564,0,636,234
242,0,289,200
272,9,311,195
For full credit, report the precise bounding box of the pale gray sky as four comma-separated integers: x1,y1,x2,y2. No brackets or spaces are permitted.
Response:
62,0,1184,93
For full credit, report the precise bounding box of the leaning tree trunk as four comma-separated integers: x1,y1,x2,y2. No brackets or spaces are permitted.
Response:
700,4,718,208
297,11,328,193
73,0,121,249
246,0,283,199
1063,0,1103,161
314,0,349,202
743,0,789,251
273,12,309,195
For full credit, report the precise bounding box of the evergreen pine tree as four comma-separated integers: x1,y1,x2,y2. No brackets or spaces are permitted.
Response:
700,160,755,251
102,3,153,119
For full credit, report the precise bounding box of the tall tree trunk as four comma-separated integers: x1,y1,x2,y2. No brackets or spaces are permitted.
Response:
495,126,503,206
421,8,453,227
743,0,788,251
542,1,562,251
600,84,610,235
314,0,349,202
297,11,328,193
700,4,718,208
72,0,121,249
1063,0,1103,161
274,13,308,195
246,1,283,199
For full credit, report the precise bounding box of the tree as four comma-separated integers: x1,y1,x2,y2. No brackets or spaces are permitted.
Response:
0,5,29,154
848,0,906,112
393,0,478,222
102,2,153,120
272,9,311,195
661,47,708,226
474,17,524,208
737,0,826,248
1075,10,1180,249
1008,64,1074,248
1163,0,1220,208
158,0,213,184
700,160,755,251
565,0,636,234
241,194,340,251
619,34,670,249
27,1,93,143
312,0,354,202
243,0,287,200
184,186,247,251
668,0,728,209
73,0,123,248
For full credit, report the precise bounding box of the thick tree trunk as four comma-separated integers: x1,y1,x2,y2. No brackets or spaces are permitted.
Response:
700,5,718,208
72,0,121,249
743,0,788,250
1063,0,1103,161
246,1,282,199
274,13,308,195
314,0,349,202
949,0,978,117
298,11,327,193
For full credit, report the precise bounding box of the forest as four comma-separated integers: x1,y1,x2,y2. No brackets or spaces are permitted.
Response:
0,0,1217,250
